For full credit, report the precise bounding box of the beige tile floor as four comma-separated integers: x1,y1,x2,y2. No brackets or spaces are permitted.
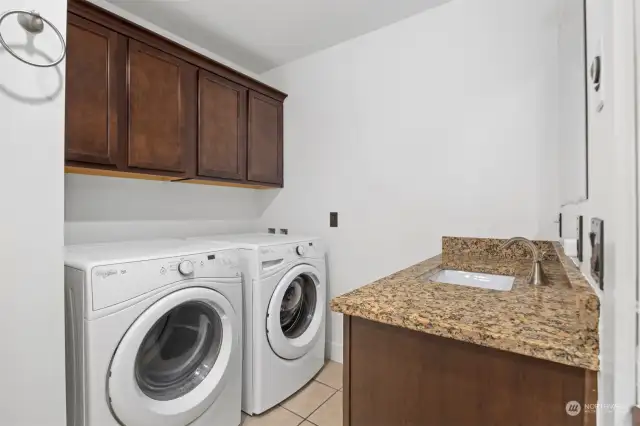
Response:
241,361,343,426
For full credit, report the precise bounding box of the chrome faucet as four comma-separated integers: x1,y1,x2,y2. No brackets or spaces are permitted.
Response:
499,237,548,286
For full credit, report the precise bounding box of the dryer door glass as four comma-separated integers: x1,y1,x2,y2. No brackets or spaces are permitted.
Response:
280,274,317,339
135,301,223,401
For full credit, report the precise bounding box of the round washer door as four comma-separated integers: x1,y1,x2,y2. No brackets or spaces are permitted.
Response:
108,287,238,426
266,264,325,360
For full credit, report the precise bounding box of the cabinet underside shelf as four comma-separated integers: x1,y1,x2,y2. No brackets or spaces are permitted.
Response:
65,166,279,189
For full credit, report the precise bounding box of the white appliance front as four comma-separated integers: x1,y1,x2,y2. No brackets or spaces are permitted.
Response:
80,280,242,426
266,264,325,360
252,256,326,414
187,234,327,416
65,241,243,426
108,287,238,426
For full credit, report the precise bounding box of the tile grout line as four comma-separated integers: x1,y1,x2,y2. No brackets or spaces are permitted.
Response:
278,384,337,423
278,404,305,420
314,376,341,392
303,388,339,424
276,362,343,426
316,380,341,392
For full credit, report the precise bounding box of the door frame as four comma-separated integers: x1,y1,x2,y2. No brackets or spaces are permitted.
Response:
610,0,639,422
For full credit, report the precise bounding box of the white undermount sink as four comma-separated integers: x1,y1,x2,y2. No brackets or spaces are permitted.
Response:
430,269,515,291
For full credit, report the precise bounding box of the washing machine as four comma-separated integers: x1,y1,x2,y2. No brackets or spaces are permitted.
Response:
64,239,243,426
191,234,326,415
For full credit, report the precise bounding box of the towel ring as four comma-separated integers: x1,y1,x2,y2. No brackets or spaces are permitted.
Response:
0,10,66,68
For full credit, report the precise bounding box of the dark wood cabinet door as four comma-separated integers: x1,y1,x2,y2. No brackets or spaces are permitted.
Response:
248,91,283,185
127,40,196,174
65,14,124,166
198,71,247,180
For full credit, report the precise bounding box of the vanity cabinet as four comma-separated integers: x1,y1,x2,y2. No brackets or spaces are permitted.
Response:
343,315,597,426
65,0,286,188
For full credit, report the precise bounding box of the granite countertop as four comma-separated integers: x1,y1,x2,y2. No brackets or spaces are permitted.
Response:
331,237,599,371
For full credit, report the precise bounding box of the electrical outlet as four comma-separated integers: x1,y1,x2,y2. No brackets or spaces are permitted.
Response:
280,228,288,235
330,212,338,228
268,228,276,234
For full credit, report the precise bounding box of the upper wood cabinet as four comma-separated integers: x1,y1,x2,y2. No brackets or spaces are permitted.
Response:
248,91,283,185
65,14,124,166
198,70,247,181
128,40,197,175
65,0,286,188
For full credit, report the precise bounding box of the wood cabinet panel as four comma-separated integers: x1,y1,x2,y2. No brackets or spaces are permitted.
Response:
65,14,124,166
248,91,283,185
345,315,596,426
65,2,286,188
198,70,247,180
128,40,196,174
68,0,287,104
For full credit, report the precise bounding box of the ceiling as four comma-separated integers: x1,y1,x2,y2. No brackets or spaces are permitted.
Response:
107,0,450,73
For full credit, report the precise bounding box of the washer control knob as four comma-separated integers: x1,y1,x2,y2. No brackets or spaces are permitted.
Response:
178,260,194,275
296,245,305,256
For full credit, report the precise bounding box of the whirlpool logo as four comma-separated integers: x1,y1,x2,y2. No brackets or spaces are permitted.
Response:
96,269,118,279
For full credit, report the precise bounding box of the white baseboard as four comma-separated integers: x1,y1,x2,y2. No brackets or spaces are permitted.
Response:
327,341,343,364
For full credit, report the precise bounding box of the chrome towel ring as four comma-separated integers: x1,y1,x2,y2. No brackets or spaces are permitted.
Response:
0,10,66,68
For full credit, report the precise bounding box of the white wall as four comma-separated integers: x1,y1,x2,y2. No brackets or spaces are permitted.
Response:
258,0,561,361
65,175,261,243
558,0,588,205
65,0,266,244
88,0,261,80
0,0,67,424
561,0,637,424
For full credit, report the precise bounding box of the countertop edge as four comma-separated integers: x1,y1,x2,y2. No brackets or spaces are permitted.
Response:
333,305,598,371
331,244,599,371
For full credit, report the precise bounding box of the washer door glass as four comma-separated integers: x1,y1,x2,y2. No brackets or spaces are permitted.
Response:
108,287,238,426
135,301,223,401
280,274,317,339
266,264,325,360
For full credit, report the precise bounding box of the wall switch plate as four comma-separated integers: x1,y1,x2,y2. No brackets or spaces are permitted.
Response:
268,228,276,234
576,216,583,262
279,228,288,235
589,218,604,289
330,212,338,228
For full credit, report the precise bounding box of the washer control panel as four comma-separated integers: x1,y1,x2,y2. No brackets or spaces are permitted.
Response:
178,260,194,275
91,250,240,311
259,240,324,265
